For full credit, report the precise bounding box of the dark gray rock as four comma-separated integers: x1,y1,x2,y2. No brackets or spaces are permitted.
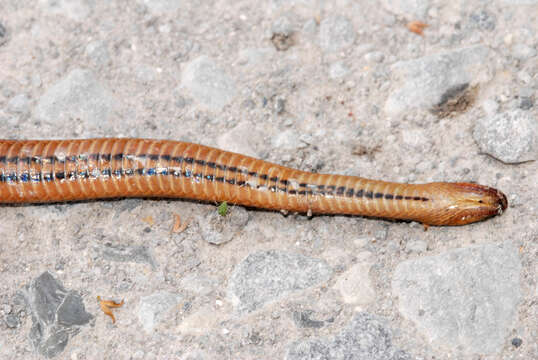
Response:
35,69,114,128
319,16,355,52
19,272,92,358
180,56,237,111
286,312,411,360
228,250,332,313
473,109,537,163
392,242,521,355
385,46,489,115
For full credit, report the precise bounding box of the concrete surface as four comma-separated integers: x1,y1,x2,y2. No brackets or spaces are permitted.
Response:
0,0,536,359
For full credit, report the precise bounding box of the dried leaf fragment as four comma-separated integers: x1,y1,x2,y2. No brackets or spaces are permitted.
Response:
97,296,124,324
171,213,190,234
407,21,429,35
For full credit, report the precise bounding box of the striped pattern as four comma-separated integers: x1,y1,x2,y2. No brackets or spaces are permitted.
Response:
0,138,507,225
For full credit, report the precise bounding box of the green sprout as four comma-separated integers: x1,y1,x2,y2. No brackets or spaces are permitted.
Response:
217,201,229,216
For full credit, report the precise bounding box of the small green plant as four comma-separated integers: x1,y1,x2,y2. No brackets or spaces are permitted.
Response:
217,201,229,216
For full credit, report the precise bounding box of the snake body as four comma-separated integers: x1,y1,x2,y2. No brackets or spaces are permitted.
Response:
0,138,507,225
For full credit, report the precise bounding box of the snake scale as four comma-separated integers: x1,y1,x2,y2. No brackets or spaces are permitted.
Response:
0,138,507,226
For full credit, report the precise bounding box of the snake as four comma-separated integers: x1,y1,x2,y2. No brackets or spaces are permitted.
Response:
0,138,507,226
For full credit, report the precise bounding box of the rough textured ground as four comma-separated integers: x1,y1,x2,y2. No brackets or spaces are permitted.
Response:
0,0,536,359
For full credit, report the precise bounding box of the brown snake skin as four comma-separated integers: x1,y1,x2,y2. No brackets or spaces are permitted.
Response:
0,138,507,226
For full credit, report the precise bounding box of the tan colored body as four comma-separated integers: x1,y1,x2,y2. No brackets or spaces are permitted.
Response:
0,138,507,225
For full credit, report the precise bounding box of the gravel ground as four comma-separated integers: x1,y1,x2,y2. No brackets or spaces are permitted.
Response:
0,1,536,359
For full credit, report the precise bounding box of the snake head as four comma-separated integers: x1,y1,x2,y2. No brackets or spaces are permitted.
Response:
437,182,508,225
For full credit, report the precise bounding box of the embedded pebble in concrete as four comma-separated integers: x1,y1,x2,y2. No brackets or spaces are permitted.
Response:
198,206,249,245
384,46,490,115
319,16,356,52
137,0,182,14
181,55,237,111
392,242,521,355
39,0,93,21
228,250,332,313
19,272,92,358
138,291,182,333
333,261,376,305
34,69,114,128
97,243,158,270
473,109,537,163
7,94,30,114
286,312,410,360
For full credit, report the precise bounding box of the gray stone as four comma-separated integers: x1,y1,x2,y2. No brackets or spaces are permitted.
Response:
85,40,110,65
98,243,158,269
199,206,249,245
385,46,490,115
137,0,182,14
292,310,325,329
4,314,20,328
229,250,332,313
328,62,349,79
469,10,496,31
405,240,427,253
381,0,431,19
333,262,376,305
511,43,537,61
237,48,275,66
0,22,6,45
272,129,303,151
181,55,236,111
319,16,356,52
286,312,410,360
217,123,260,158
138,291,182,333
473,109,537,163
35,69,114,127
392,242,521,355
38,0,93,22
178,274,218,296
272,16,294,37
364,51,385,63
19,272,92,358
500,0,538,4
7,94,30,114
